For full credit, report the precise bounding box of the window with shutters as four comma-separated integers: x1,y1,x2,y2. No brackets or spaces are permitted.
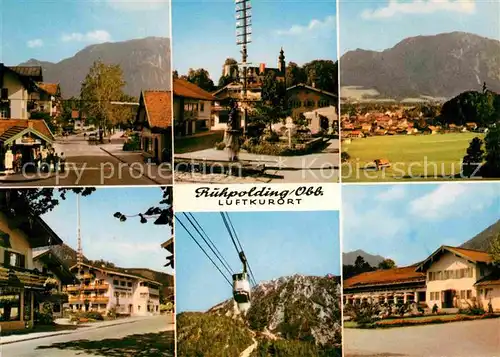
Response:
3,250,25,268
1,88,8,100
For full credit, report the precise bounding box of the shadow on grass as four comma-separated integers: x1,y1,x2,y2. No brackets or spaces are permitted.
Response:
37,331,175,357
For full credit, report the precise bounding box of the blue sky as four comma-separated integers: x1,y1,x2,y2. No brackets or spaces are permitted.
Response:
343,183,500,267
0,0,171,65
172,0,336,80
176,211,340,312
42,187,172,275
340,0,500,55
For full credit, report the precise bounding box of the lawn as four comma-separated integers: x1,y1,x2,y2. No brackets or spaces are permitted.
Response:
175,131,224,154
341,132,486,182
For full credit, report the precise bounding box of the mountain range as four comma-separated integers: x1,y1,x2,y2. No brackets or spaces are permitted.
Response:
342,249,385,266
340,31,500,100
20,37,171,98
177,274,342,357
460,219,500,251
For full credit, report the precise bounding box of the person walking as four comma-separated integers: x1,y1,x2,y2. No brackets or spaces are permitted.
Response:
60,152,66,173
225,99,241,162
54,153,59,173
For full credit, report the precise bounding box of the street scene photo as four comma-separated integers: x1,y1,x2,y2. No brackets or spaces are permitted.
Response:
0,187,174,357
0,1,172,186
173,0,339,183
175,211,342,357
339,0,500,182
342,183,500,357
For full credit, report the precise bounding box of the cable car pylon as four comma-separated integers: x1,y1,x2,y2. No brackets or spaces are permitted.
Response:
232,250,251,314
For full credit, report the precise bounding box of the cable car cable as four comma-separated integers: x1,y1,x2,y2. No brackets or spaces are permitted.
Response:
225,212,257,286
222,212,258,287
176,215,232,287
220,212,241,256
183,213,233,277
187,212,234,274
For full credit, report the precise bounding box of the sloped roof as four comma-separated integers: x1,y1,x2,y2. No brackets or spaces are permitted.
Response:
286,83,337,99
344,265,425,289
8,66,43,80
33,249,76,285
475,270,500,286
173,78,216,101
143,90,172,128
416,245,493,272
37,82,60,96
0,119,54,142
71,262,162,286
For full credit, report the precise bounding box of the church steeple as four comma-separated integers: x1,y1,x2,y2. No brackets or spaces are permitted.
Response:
278,47,285,74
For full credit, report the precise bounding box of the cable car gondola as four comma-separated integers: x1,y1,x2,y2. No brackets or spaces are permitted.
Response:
233,251,251,313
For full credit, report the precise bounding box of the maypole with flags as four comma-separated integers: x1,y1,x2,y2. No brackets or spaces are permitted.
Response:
236,0,252,135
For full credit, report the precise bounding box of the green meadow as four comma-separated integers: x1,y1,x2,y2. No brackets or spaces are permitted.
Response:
341,133,485,182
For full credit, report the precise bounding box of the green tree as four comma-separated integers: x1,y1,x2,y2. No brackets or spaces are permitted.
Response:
172,70,179,79
302,60,338,96
285,61,306,88
482,125,500,178
183,68,215,92
378,259,396,270
80,60,126,134
0,188,95,216
462,137,484,177
440,89,500,126
30,112,56,133
253,71,289,131
489,233,500,264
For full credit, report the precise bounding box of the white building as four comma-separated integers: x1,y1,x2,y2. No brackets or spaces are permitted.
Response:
66,263,162,317
344,246,500,312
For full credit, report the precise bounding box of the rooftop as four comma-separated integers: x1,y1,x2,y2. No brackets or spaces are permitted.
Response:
143,90,172,128
173,78,216,101
344,265,425,289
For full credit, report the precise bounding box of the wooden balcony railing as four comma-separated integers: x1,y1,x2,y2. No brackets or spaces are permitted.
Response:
65,283,108,292
68,295,109,304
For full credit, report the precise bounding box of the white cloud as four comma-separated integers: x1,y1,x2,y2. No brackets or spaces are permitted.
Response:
61,30,111,43
276,15,335,36
409,183,497,220
27,39,44,48
361,0,476,19
106,0,169,11
376,185,407,201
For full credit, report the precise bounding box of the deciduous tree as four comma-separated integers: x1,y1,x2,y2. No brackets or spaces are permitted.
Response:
378,259,396,270
183,68,215,92
80,61,126,134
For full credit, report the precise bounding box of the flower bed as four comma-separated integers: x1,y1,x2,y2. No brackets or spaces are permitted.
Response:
242,137,326,156
374,313,499,328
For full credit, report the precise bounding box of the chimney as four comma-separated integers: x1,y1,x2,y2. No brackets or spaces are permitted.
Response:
259,63,266,74
28,121,34,129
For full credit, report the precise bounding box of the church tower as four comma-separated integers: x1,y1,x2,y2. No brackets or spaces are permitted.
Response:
278,47,286,75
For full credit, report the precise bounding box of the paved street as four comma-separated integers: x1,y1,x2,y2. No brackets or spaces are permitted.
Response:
0,135,172,186
1,315,174,357
344,318,500,357
175,138,339,183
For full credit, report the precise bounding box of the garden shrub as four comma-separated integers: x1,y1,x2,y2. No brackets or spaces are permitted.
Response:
341,152,350,162
432,304,438,314
123,134,140,151
214,141,226,150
